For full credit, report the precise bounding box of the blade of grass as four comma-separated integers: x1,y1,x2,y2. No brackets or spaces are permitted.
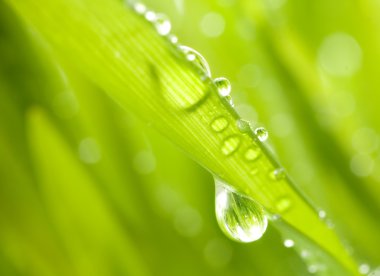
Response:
5,0,361,273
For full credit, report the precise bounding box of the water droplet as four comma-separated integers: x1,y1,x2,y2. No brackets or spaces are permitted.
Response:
284,239,295,248
318,210,327,219
236,119,251,133
244,147,261,161
211,116,229,132
215,178,268,243
133,2,147,15
214,77,231,97
254,127,268,142
275,196,292,213
168,34,178,44
224,95,234,107
179,46,211,77
145,11,157,22
154,14,171,36
270,168,286,181
221,135,241,156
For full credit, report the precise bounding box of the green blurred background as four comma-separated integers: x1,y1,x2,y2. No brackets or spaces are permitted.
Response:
1,0,380,275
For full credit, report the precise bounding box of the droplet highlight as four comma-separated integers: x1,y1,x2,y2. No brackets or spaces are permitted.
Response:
211,116,229,132
154,14,171,36
180,45,211,77
284,239,295,248
221,135,241,156
254,127,268,142
214,77,231,97
133,2,147,15
215,178,268,243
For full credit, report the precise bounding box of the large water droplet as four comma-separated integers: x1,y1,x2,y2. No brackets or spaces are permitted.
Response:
254,127,268,142
211,116,229,132
215,178,268,243
154,14,171,36
214,77,231,97
221,135,241,156
179,46,211,77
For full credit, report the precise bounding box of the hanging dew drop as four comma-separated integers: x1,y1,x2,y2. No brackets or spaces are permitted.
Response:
179,46,211,77
254,127,268,142
154,14,171,36
214,77,231,97
214,178,268,243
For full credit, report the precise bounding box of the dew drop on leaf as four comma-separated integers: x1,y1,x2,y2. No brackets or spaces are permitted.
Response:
244,146,261,161
211,116,229,132
215,178,268,243
132,2,147,15
154,13,171,36
214,77,231,97
236,119,251,133
270,168,286,181
168,34,178,44
254,127,268,142
179,45,211,77
221,135,241,155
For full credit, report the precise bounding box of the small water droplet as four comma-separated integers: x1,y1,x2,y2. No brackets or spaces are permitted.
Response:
179,45,211,77
318,210,327,219
214,77,231,97
145,10,157,22
215,178,268,243
284,239,295,248
221,135,241,156
211,116,229,132
168,34,178,44
270,168,286,181
244,147,261,161
275,196,292,213
154,13,171,36
254,127,268,142
236,119,251,133
133,2,147,14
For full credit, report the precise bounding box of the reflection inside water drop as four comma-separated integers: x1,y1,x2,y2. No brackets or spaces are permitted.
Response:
179,45,211,77
215,178,268,243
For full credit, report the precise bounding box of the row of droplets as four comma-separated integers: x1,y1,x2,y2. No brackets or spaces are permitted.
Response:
128,1,287,244
127,1,339,250
126,4,375,275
